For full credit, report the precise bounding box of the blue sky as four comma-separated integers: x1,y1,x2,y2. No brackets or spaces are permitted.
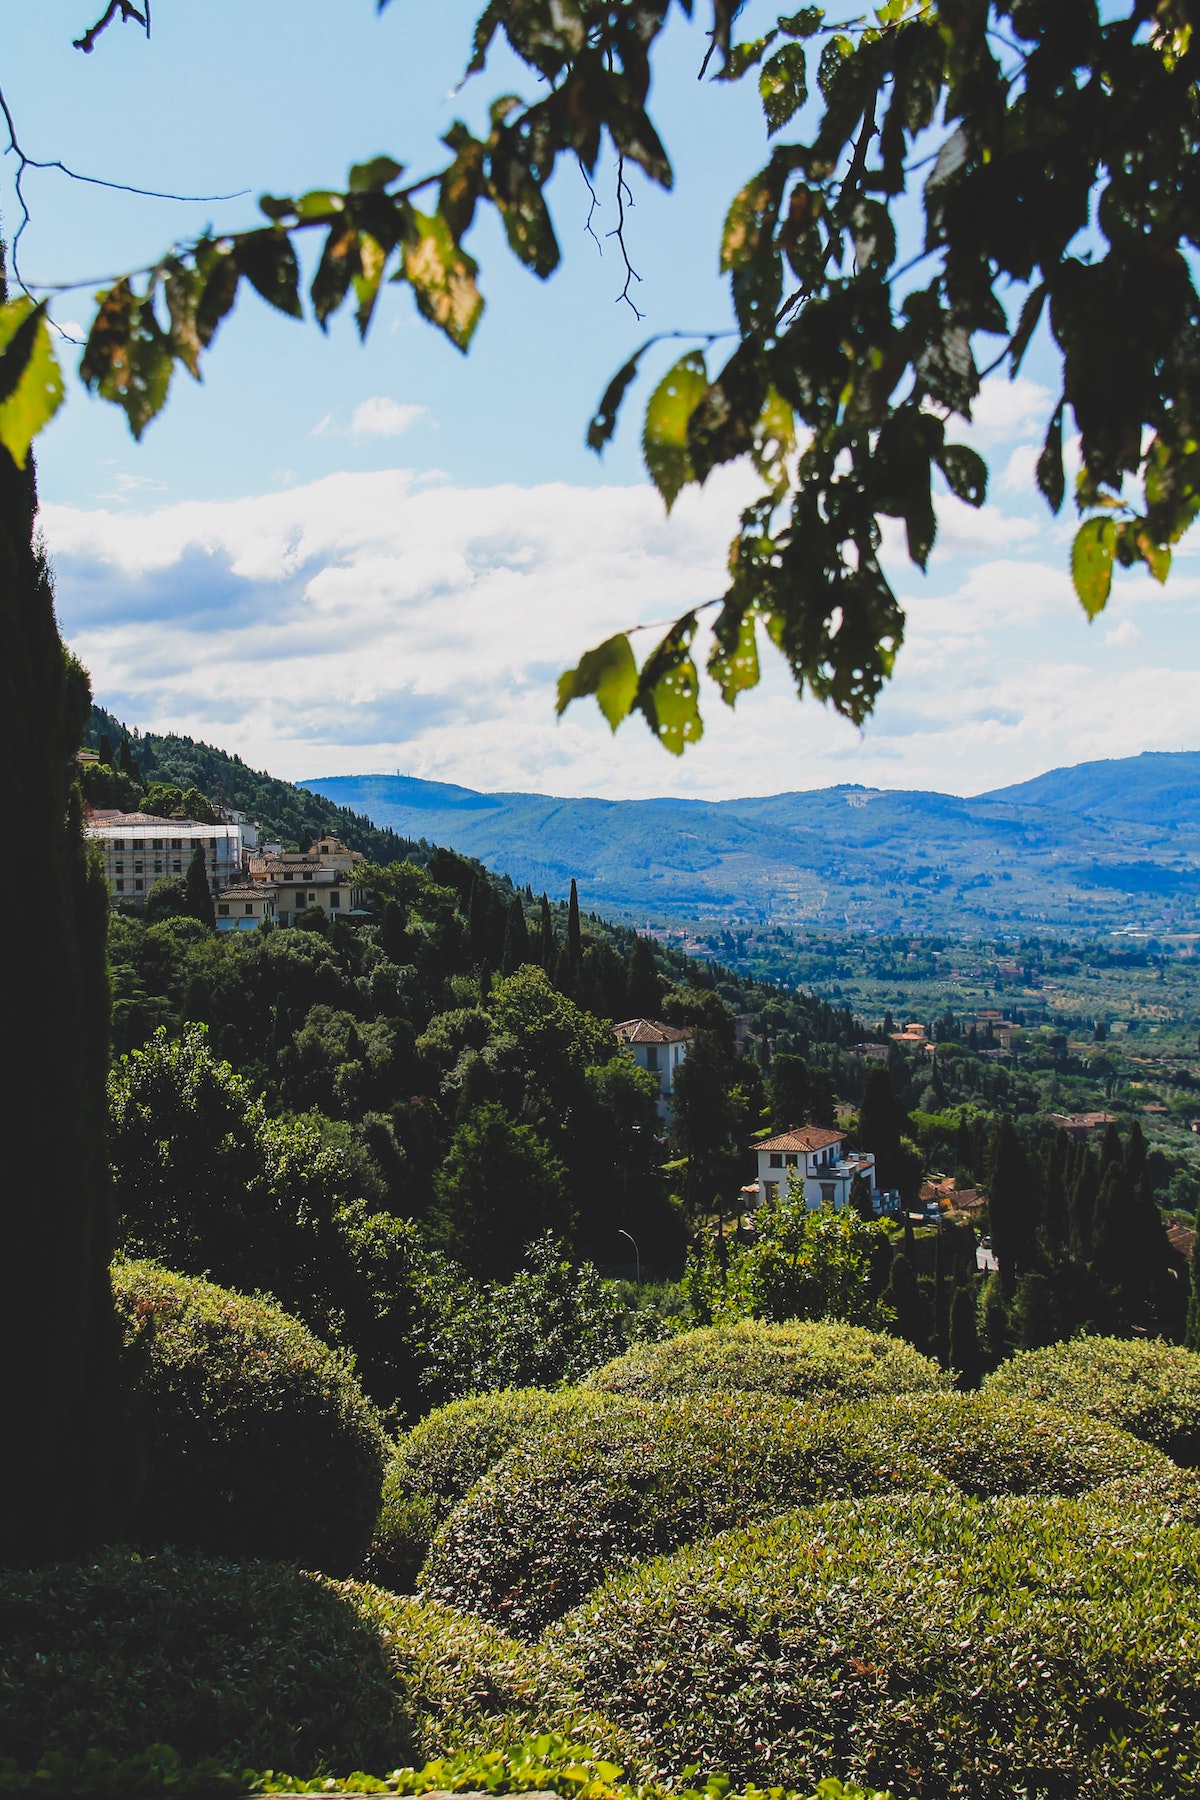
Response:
8,1,1200,798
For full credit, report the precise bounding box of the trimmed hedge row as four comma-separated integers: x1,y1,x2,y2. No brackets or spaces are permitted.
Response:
856,1390,1172,1497
365,1388,626,1591
420,1394,942,1636
586,1319,948,1404
113,1260,388,1574
0,1550,598,1778
542,1490,1200,1797
420,1388,1165,1637
984,1334,1200,1466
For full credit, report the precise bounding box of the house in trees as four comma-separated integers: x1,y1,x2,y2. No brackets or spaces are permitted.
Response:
243,836,369,927
614,1018,692,1123
753,1126,892,1213
85,810,243,899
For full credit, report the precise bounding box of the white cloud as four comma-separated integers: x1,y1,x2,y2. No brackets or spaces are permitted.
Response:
313,398,430,439
40,460,1200,804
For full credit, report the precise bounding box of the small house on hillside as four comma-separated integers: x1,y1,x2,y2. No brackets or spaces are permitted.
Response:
614,1018,692,1123
753,1126,889,1213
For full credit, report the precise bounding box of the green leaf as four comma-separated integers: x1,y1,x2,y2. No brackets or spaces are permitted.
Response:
0,299,64,467
1135,527,1171,583
586,341,652,453
751,386,795,484
348,155,403,192
194,243,240,348
779,6,824,36
1036,403,1065,514
722,32,778,80
400,212,483,351
637,614,704,755
1071,516,1117,618
1008,281,1046,375
642,352,709,509
708,604,761,706
555,633,638,731
354,231,393,339
294,189,345,221
936,443,987,507
80,282,173,439
760,43,808,134
311,222,359,328
235,227,303,319
163,261,203,377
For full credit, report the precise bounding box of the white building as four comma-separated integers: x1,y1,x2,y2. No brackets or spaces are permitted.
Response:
753,1126,886,1212
85,810,243,899
614,1018,692,1123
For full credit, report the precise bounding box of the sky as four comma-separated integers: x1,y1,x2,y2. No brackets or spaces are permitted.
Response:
7,1,1200,800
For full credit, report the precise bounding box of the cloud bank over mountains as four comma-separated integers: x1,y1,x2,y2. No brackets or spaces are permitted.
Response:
42,379,1200,801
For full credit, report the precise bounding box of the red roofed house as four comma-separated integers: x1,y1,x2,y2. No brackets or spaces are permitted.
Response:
753,1126,882,1213
614,1018,692,1123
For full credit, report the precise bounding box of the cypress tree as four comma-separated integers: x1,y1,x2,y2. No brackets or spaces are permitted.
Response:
933,1232,951,1367
1009,1270,1061,1350
882,1251,928,1353
538,892,555,973
501,892,530,974
1099,1121,1124,1177
185,842,216,929
858,1066,902,1192
988,1115,1039,1294
567,878,582,966
468,874,489,960
978,1272,1009,1368
98,731,114,768
0,272,126,1561
949,1283,982,1389
1068,1147,1099,1262
624,934,663,1020
1124,1119,1149,1187
379,897,410,965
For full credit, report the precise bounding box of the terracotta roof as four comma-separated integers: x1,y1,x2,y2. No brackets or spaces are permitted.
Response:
218,885,269,901
614,1018,693,1045
755,1127,847,1153
1168,1222,1196,1261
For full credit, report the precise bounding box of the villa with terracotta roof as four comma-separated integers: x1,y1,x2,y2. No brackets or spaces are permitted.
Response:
614,1018,692,1122
753,1125,894,1214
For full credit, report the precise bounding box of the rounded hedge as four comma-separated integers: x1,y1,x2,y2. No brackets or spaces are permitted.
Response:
365,1387,626,1591
0,1548,607,1778
856,1390,1172,1497
585,1320,948,1405
420,1394,942,1636
541,1490,1200,1796
114,1259,387,1573
983,1334,1200,1466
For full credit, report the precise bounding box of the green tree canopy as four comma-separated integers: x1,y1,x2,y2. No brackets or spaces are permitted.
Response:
7,1,1198,749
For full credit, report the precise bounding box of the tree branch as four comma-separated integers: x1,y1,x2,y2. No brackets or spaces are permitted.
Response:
73,1,150,54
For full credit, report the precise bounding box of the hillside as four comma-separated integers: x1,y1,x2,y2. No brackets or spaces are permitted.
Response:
302,757,1200,936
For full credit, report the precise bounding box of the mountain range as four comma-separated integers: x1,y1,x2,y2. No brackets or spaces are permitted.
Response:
303,751,1200,936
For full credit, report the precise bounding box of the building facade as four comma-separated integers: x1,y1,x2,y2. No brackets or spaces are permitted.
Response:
753,1126,892,1213
243,836,369,927
614,1018,693,1123
85,811,243,899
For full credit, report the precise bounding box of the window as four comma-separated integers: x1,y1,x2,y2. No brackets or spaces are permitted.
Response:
172,861,181,874
820,1183,836,1205
134,862,143,874
112,838,123,850
217,904,230,917
115,880,124,892
134,879,143,892
769,1153,783,1169
329,889,340,907
785,1153,798,1167
172,838,181,849
244,902,254,915
283,872,294,881
646,1045,659,1071
114,862,123,873
154,862,163,874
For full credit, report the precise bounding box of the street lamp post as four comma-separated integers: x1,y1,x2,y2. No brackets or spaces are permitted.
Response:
618,1228,641,1286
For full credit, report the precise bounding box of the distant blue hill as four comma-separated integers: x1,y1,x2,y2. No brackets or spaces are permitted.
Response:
303,752,1200,934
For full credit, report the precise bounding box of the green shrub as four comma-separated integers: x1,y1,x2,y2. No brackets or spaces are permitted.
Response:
983,1334,1200,1465
420,1394,942,1636
365,1387,626,1590
0,1551,406,1772
856,1390,1173,1496
542,1490,1200,1796
586,1319,947,1404
113,1259,387,1573
0,1550,599,1780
